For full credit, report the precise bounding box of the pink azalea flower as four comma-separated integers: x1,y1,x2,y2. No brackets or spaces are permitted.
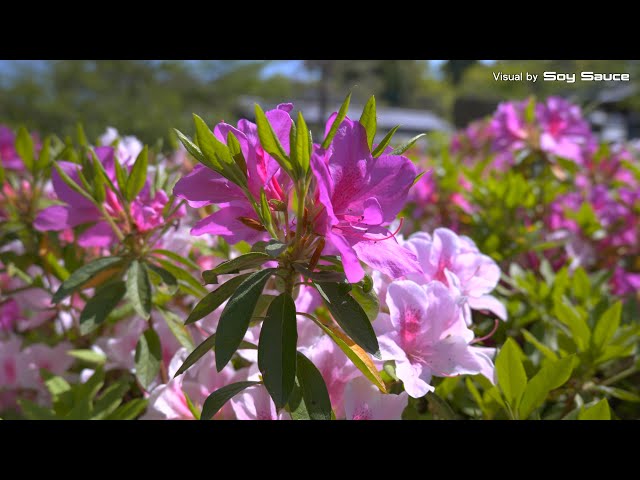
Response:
173,104,294,244
375,280,495,398
310,116,422,283
344,377,408,420
404,229,507,323
143,348,238,420
301,335,360,417
231,384,290,420
99,127,143,167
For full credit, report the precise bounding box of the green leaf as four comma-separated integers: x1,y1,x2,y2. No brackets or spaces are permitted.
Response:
52,256,125,303
226,131,247,177
372,125,401,157
350,282,380,323
359,95,377,150
519,356,575,419
126,260,152,320
146,263,178,296
76,123,89,146
36,136,51,171
554,300,591,351
202,252,271,283
125,145,148,201
265,240,287,258
106,399,148,420
193,114,246,188
592,385,640,403
311,319,386,393
185,273,251,325
258,188,274,233
292,112,311,176
151,249,201,272
578,399,610,420
412,171,426,187
296,352,332,420
215,269,276,371
390,133,426,155
254,104,292,175
174,332,259,378
258,293,298,409
572,267,590,301
135,329,162,390
52,162,95,204
114,156,128,195
15,126,34,171
92,379,131,419
521,330,559,361
19,399,56,420
78,281,126,335
292,264,346,283
67,349,107,365
322,92,351,149
496,338,527,413
152,258,206,296
158,308,194,350
174,129,205,163
592,301,622,352
287,379,310,420
200,381,261,420
314,282,380,357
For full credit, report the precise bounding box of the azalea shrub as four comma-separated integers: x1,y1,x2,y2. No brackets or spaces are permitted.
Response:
0,94,638,420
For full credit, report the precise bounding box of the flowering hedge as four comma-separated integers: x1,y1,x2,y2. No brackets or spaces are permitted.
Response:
0,94,637,420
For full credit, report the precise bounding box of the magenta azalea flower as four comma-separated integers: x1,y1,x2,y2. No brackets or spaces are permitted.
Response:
0,126,41,171
404,229,507,323
34,147,181,247
491,97,595,165
310,116,422,283
375,280,495,398
344,377,408,420
173,104,294,244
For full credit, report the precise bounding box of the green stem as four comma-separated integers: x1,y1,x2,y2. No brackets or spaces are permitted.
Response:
601,365,639,387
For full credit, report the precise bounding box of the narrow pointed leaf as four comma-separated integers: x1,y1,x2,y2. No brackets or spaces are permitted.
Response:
372,125,401,157
314,282,380,357
125,145,148,201
359,95,377,149
390,133,426,155
79,281,126,335
592,301,622,352
311,318,386,393
185,273,251,325
294,111,311,175
258,293,298,408
254,104,291,173
322,92,351,149
15,126,34,171
52,256,125,303
200,381,260,420
296,352,332,420
215,269,276,370
202,252,271,283
496,338,527,412
126,260,152,320
135,329,162,390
